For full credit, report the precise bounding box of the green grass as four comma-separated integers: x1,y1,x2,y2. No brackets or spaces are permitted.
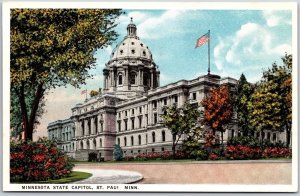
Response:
34,171,92,184
72,159,196,164
71,157,292,164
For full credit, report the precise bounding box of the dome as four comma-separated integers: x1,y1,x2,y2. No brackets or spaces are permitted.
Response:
110,37,153,61
109,18,153,64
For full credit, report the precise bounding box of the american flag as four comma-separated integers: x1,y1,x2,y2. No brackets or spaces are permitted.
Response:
81,90,87,95
195,32,209,48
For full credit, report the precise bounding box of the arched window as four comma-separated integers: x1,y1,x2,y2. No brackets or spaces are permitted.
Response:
124,137,127,146
93,139,96,150
118,74,123,85
80,141,83,149
138,135,141,145
162,131,165,142
131,136,134,146
152,132,155,143
86,140,90,149
100,138,102,147
130,72,136,85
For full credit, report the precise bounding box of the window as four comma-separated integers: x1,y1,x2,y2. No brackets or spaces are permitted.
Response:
120,49,123,55
142,51,146,56
140,43,143,47
152,132,155,143
162,131,166,142
153,101,157,108
124,137,127,146
118,121,121,132
262,132,265,139
174,95,178,103
139,117,142,128
131,118,135,130
273,133,277,141
117,138,120,145
131,136,134,146
131,42,135,45
132,109,135,115
100,139,102,147
154,113,158,124
118,113,121,118
124,120,128,131
193,92,197,100
125,111,128,117
130,72,136,84
138,150,141,153
100,122,103,132
152,148,155,152
163,98,167,105
138,135,141,145
80,141,83,149
139,107,142,113
93,139,96,149
118,74,123,85
87,140,90,149
161,147,165,152
131,49,135,54
231,130,235,138
267,132,271,140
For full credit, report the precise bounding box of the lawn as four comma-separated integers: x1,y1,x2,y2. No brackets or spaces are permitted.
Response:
35,171,92,184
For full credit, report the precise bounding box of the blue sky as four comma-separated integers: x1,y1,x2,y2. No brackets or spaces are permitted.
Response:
35,9,292,139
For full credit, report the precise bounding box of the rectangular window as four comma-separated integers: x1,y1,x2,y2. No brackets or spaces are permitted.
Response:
125,120,128,131
174,95,178,103
193,92,197,100
163,98,167,105
273,133,277,141
118,121,121,132
132,109,134,115
125,111,128,117
153,101,157,108
139,117,142,128
154,113,158,124
131,119,135,130
139,107,142,114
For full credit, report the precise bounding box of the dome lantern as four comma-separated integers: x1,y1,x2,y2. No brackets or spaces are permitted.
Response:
127,17,137,37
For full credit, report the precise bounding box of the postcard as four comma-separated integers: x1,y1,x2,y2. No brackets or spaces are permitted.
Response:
2,1,298,192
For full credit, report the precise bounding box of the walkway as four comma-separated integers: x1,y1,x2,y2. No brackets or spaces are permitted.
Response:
72,168,143,184
73,160,292,184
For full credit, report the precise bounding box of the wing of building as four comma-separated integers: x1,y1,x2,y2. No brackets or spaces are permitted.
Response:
47,19,288,161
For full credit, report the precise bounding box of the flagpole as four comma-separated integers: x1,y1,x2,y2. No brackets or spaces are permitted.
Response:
208,30,210,75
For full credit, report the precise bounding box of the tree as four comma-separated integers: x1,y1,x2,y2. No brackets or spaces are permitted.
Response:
201,85,233,145
248,54,292,147
113,144,123,161
11,9,122,140
233,74,254,136
161,102,202,159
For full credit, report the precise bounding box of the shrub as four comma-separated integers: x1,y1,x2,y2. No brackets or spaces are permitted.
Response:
135,151,186,161
224,145,262,160
123,156,134,161
10,138,74,182
208,153,220,160
227,136,260,148
113,144,123,161
262,148,292,158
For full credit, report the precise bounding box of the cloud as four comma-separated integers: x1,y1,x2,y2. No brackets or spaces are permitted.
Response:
263,10,292,27
137,10,186,39
213,20,291,81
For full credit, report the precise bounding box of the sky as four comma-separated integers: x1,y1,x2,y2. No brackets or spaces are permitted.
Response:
33,9,292,140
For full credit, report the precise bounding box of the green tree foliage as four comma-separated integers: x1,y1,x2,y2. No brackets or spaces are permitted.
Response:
248,54,292,147
113,144,123,161
161,102,202,158
201,85,233,145
233,74,254,136
10,9,122,140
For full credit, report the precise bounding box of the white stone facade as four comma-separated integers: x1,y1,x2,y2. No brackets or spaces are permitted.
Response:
47,20,288,161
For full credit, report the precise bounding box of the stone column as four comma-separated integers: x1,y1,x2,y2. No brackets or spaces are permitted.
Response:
124,66,129,90
91,117,95,135
84,119,88,136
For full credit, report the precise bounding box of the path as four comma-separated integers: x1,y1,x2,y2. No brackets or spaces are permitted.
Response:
73,160,292,184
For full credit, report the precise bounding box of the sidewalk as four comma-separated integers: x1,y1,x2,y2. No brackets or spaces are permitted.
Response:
73,160,292,184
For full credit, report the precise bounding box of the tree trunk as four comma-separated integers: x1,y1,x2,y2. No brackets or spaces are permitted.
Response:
285,123,291,148
172,134,176,159
19,83,45,141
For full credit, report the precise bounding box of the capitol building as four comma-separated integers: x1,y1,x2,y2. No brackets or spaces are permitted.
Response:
47,19,286,161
